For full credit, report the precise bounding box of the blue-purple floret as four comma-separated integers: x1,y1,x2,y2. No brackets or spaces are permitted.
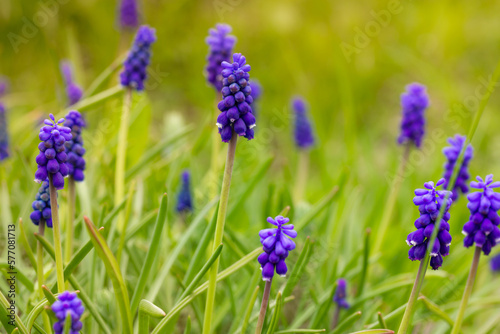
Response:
0,103,8,161
119,0,139,29
64,111,86,182
120,25,156,91
292,97,315,149
491,253,500,272
442,134,473,201
257,216,297,281
30,179,53,228
462,175,500,255
176,170,193,213
216,53,256,142
333,278,350,309
51,291,84,334
406,179,453,270
34,114,72,190
398,83,429,148
60,61,82,106
205,24,236,92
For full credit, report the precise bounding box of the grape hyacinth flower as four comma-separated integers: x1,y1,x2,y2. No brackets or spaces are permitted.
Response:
249,80,262,117
397,83,429,148
442,135,473,201
120,25,156,91
216,53,255,142
491,253,500,272
30,179,53,228
205,24,236,92
60,61,83,106
64,111,86,182
35,114,72,190
333,279,350,309
119,0,139,29
292,97,315,149
0,103,8,161
51,291,84,334
462,175,500,255
258,216,297,281
406,179,453,270
176,170,193,213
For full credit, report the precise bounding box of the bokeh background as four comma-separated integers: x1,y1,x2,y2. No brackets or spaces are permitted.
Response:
1,0,500,333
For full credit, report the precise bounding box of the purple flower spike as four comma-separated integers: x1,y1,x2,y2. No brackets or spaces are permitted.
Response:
35,114,72,190
292,97,315,149
64,111,86,182
51,291,84,334
442,134,473,201
120,25,156,91
119,0,139,29
406,178,453,270
0,104,9,161
60,61,83,106
249,80,262,117
491,253,500,272
397,83,429,148
333,278,350,309
176,170,193,213
462,175,500,255
205,24,237,92
258,215,297,281
30,179,53,228
216,53,255,142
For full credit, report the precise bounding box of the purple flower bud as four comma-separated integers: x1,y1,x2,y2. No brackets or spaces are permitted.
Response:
119,0,139,29
64,111,86,182
51,291,84,334
292,97,315,149
333,278,350,309
176,170,193,213
397,83,429,148
0,103,9,161
30,179,53,228
60,61,83,106
205,24,236,92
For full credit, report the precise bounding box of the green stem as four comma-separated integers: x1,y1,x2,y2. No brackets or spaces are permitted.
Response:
114,88,133,233
49,174,65,293
294,150,309,202
36,220,53,334
202,133,238,334
397,256,429,334
255,279,272,334
331,306,340,330
451,246,481,334
65,177,75,264
139,311,149,334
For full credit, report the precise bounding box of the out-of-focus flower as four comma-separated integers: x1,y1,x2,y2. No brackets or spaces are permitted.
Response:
176,170,193,213
30,179,53,228
397,83,429,148
442,134,473,201
60,61,83,106
51,291,84,334
205,24,236,92
333,278,350,309
292,97,315,149
0,103,9,161
119,0,139,29
491,253,500,272
64,111,86,182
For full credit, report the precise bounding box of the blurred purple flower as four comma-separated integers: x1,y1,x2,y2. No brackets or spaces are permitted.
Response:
119,0,139,29
176,170,193,213
60,61,82,106
442,134,473,201
64,111,86,182
292,97,315,149
491,253,500,272
51,291,84,334
0,103,9,161
398,83,429,148
333,278,350,309
205,24,236,92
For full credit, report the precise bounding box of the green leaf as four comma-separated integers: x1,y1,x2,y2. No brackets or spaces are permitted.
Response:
240,285,260,334
18,219,37,271
296,186,339,231
184,316,192,334
418,296,454,327
332,311,362,334
283,237,312,298
266,292,283,334
67,85,124,112
275,330,326,333
84,53,127,96
358,228,371,296
346,330,394,334
377,312,388,329
41,286,57,304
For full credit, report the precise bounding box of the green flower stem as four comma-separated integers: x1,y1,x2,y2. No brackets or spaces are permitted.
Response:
397,256,429,334
294,150,309,202
114,88,133,234
36,220,52,334
65,177,75,264
49,174,65,293
203,133,238,334
255,279,272,334
331,305,340,330
451,246,481,334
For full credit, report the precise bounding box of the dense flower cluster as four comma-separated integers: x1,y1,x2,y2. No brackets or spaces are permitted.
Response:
51,291,84,334
205,24,236,92
216,53,255,142
120,25,156,91
119,0,139,29
333,278,350,309
292,97,315,149
257,216,297,281
0,103,8,161
30,179,53,228
64,111,86,181
442,135,473,201
397,83,429,148
35,114,72,190
406,179,453,270
249,80,262,117
462,175,500,255
176,170,193,213
60,61,83,106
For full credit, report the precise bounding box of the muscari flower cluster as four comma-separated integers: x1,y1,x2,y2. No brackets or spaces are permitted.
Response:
462,175,500,255
398,83,429,148
176,170,193,213
119,0,139,29
120,25,156,91
60,61,83,106
406,179,453,270
292,97,315,149
51,291,84,334
249,80,262,117
442,134,473,201
64,111,86,182
0,103,8,161
333,278,350,309
35,114,72,190
205,24,236,92
258,216,297,281
216,53,256,142
29,179,53,228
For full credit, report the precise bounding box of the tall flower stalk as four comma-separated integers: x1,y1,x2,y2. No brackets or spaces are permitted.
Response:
331,278,350,329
